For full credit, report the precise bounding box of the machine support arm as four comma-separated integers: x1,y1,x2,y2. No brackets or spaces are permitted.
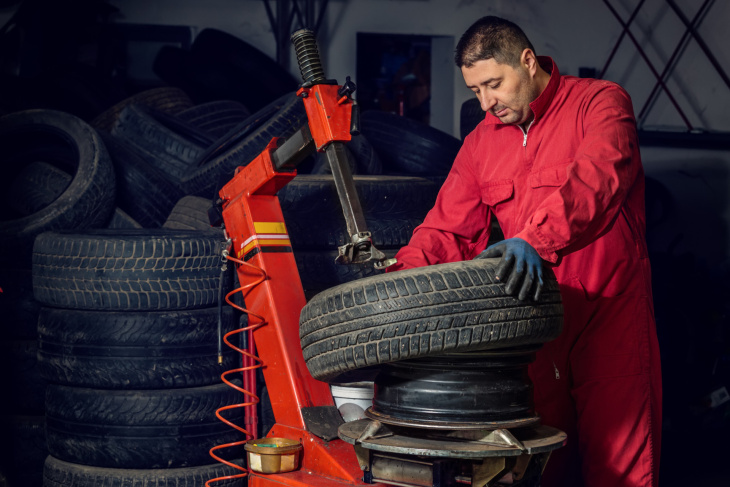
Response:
271,125,316,171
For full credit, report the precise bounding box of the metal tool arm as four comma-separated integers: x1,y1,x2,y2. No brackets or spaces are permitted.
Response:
290,29,395,269
324,141,387,265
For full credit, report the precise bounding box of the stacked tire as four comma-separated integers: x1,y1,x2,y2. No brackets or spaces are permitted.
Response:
278,175,441,298
360,110,462,177
161,175,443,300
153,29,300,112
0,109,118,486
32,229,244,486
0,31,493,486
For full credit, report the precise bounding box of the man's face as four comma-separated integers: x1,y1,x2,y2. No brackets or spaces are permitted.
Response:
461,56,540,127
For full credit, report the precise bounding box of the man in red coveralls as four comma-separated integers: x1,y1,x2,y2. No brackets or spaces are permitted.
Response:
386,16,662,486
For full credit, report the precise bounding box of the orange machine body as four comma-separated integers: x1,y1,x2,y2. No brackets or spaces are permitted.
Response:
218,106,380,485
298,84,353,149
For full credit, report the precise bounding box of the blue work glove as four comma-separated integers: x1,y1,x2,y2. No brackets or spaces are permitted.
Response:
474,237,544,301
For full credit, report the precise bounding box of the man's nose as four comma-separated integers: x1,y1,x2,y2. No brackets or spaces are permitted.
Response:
479,93,496,112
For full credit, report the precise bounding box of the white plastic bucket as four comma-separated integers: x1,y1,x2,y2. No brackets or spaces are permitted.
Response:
330,382,374,421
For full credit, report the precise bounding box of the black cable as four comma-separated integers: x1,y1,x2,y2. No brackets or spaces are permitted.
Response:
217,266,226,365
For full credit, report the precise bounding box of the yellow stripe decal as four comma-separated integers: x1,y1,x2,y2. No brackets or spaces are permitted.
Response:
237,222,290,258
253,222,287,234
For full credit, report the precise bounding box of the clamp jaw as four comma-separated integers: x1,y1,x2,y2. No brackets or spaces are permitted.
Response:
336,231,393,270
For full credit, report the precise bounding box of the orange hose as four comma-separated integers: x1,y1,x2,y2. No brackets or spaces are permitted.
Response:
206,255,267,486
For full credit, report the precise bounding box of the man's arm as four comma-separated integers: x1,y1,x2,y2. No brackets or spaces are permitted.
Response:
387,142,491,272
514,84,642,264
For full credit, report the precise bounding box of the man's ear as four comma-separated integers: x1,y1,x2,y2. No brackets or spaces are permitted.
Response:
521,48,538,75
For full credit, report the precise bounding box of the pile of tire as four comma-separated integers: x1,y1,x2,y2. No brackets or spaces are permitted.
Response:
32,229,244,486
92,42,464,295
0,109,117,487
0,29,477,486
153,29,300,112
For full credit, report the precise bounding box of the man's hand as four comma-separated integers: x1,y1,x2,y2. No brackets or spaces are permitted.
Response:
474,237,544,301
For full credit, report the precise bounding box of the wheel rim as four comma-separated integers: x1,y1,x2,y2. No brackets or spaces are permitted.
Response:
369,347,540,427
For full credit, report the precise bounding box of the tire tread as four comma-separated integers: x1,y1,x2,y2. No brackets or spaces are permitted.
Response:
299,260,563,381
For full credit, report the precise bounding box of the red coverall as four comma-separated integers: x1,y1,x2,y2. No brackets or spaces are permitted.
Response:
387,57,662,487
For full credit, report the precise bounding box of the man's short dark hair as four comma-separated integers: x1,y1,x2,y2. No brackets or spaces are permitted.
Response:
455,16,535,68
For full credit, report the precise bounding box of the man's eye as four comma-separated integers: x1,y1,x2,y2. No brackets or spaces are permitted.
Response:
489,83,501,89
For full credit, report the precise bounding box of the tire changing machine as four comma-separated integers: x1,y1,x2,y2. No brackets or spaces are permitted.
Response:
212,29,566,487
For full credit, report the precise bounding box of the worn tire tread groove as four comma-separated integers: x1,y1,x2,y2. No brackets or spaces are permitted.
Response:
299,260,563,381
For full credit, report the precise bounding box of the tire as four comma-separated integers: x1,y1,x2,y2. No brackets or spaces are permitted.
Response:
163,195,215,231
187,29,299,112
32,229,224,311
111,104,211,181
43,456,244,487
8,161,71,216
279,176,437,250
37,306,239,389
177,100,251,139
296,249,398,301
181,93,307,198
157,192,416,298
360,110,462,175
91,87,194,132
459,97,485,140
45,382,244,468
278,175,439,221
347,133,383,175
287,217,423,251
310,134,383,175
99,131,185,228
299,259,564,381
192,93,297,166
105,207,143,229
0,110,116,268
310,144,358,175
164,182,426,249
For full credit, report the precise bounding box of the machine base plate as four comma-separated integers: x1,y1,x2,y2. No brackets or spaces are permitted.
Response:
339,419,567,459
